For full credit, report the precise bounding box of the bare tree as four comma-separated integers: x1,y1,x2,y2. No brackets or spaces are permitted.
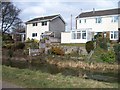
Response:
1,1,21,33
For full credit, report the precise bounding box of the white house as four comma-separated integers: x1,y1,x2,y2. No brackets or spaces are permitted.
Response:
26,14,65,41
61,8,120,43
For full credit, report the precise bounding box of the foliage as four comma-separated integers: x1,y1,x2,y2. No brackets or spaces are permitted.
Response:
50,46,64,56
7,49,14,58
113,44,120,62
97,37,110,50
2,34,14,41
25,38,39,49
1,2,21,33
15,42,25,49
85,41,94,54
100,51,115,63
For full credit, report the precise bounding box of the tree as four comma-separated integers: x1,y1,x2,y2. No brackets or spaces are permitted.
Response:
1,1,21,33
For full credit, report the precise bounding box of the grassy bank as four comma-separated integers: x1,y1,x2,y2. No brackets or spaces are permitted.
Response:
2,65,118,88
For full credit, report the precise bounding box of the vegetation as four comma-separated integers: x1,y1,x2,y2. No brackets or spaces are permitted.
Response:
100,51,115,63
113,44,120,63
49,46,64,56
2,65,118,88
85,41,94,54
25,38,39,49
1,2,21,33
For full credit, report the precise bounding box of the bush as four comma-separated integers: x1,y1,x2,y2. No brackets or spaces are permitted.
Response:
85,41,94,54
50,46,64,56
16,42,25,49
25,38,39,49
100,51,115,63
96,37,110,50
113,44,120,62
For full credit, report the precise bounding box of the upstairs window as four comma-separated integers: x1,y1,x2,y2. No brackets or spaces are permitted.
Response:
111,16,119,23
84,19,86,23
33,23,37,26
32,33,37,37
96,17,102,23
79,20,81,23
42,21,47,26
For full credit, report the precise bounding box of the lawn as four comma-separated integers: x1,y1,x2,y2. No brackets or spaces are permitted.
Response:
2,65,118,88
60,43,85,47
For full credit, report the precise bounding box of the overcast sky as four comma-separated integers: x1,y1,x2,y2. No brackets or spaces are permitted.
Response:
11,0,119,31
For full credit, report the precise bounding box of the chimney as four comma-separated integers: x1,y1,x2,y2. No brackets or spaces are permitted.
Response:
93,8,95,14
81,9,82,13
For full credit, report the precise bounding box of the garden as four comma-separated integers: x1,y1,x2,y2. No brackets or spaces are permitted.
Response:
2,33,120,88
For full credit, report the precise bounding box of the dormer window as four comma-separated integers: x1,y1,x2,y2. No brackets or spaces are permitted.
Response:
111,16,119,23
96,17,102,23
33,23,37,26
42,21,47,26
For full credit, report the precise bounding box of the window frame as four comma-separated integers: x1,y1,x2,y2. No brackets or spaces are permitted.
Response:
32,33,37,37
110,31,118,40
96,17,102,23
111,16,119,23
33,22,37,26
42,21,47,26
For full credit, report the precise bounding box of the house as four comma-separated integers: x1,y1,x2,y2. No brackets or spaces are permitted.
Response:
25,14,65,41
61,8,120,43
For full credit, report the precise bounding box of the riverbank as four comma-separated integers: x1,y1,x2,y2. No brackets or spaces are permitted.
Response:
2,65,119,88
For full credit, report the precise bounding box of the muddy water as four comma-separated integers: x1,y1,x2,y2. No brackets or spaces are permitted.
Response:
2,58,118,83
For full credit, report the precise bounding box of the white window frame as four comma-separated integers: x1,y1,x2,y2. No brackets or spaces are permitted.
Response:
42,21,47,26
32,33,37,37
33,22,37,26
96,17,102,23
110,31,118,40
71,30,86,40
111,16,119,23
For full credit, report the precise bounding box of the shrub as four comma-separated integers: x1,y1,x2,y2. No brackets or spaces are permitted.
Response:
97,37,108,50
25,38,39,49
100,51,115,63
113,44,120,62
50,46,64,56
96,37,110,50
16,42,25,49
85,41,94,54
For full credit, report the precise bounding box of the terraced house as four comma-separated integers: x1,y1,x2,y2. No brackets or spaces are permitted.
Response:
26,14,65,41
61,8,120,43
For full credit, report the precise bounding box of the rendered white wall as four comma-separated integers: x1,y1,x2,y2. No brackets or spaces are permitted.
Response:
61,32,71,43
76,15,118,32
26,22,49,40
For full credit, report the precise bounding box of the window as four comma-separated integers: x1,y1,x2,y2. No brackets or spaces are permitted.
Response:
84,19,86,23
72,31,76,39
77,31,81,39
79,20,81,23
72,31,86,39
32,33,37,37
111,16,119,22
82,31,86,39
96,17,102,23
110,31,118,40
33,23,37,26
42,21,47,26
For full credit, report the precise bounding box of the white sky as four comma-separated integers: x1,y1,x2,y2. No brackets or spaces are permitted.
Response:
11,0,119,31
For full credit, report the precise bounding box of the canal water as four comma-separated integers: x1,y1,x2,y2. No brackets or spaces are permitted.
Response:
2,58,118,83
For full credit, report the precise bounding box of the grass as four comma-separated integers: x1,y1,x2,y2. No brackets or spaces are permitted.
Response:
60,43,85,47
2,65,119,88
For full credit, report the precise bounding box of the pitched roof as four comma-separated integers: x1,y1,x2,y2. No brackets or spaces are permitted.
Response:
76,8,120,18
26,14,65,24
